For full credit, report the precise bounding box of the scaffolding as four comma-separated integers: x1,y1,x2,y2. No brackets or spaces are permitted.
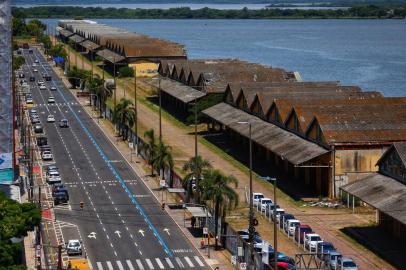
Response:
0,0,13,184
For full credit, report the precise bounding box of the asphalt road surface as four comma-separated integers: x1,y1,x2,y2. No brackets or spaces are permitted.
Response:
21,48,208,270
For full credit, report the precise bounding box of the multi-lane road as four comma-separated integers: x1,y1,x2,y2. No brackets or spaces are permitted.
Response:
21,48,207,270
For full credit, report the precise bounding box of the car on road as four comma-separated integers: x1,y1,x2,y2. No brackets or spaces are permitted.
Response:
34,59,39,63
47,96,55,103
32,63,38,67
337,257,358,270
54,191,69,205
34,124,43,134
31,117,40,124
39,85,47,90
259,198,273,212
29,76,35,82
50,86,57,91
26,98,33,104
47,170,61,184
66,240,82,256
19,73,25,78
295,224,313,244
52,183,67,195
59,119,69,128
37,80,45,86
41,151,53,161
325,251,342,270
304,233,323,252
28,49,33,53
47,115,55,123
33,69,38,73
316,241,336,259
45,75,52,81
36,136,47,146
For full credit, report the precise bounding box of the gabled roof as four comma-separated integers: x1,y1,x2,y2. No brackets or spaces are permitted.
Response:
377,142,406,168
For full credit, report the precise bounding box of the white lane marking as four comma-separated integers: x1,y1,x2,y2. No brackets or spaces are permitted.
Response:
136,259,145,270
145,259,155,269
116,260,125,270
126,260,135,270
165,258,175,269
175,257,185,268
96,262,103,270
184,256,195,267
194,256,205,267
155,258,164,269
88,261,93,270
106,261,114,270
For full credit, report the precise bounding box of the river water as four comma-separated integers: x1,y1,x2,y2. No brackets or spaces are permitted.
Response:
42,19,406,96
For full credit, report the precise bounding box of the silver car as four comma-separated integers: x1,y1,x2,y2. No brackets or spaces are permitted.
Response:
66,239,82,256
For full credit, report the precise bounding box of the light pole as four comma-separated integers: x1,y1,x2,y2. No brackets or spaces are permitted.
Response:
134,68,138,156
237,121,255,264
260,176,277,270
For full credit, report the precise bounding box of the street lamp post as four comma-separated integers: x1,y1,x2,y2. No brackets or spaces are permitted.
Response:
237,121,255,265
158,78,162,143
134,68,138,156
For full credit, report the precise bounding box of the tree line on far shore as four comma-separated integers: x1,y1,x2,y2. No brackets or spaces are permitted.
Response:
12,5,406,19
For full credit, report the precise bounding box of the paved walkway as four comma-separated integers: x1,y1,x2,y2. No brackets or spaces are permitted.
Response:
62,48,394,270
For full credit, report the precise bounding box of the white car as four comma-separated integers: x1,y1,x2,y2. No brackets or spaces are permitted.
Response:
41,151,53,161
271,208,285,222
252,192,264,207
47,115,55,123
39,85,47,90
47,170,61,184
304,233,323,252
32,63,38,67
66,239,82,256
33,69,38,72
50,86,57,91
34,59,39,63
259,198,273,212
286,219,300,236
48,96,55,103
37,80,45,86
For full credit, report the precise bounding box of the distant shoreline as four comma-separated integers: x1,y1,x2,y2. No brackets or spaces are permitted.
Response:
13,5,406,19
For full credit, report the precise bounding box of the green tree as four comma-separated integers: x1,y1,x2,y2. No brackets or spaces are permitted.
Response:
13,56,25,71
152,142,174,186
182,155,212,203
67,67,90,88
118,66,134,78
87,75,105,113
200,169,238,249
113,98,136,140
25,19,46,38
140,129,157,175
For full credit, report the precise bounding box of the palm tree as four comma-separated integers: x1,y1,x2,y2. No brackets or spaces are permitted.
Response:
200,169,239,249
182,155,212,203
140,129,157,175
113,98,135,140
152,142,174,186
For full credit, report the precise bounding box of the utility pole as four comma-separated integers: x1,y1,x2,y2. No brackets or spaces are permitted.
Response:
158,78,162,143
134,68,138,156
194,100,198,202
273,178,278,270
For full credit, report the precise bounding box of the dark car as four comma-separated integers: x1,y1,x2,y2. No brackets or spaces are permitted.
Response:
279,213,295,229
29,76,35,82
52,183,66,195
59,119,69,128
316,241,336,259
45,75,52,81
28,49,33,54
36,136,48,146
34,124,43,134
295,224,313,244
19,73,25,78
54,191,69,205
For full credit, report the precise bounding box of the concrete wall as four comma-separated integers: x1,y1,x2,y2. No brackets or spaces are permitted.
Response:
335,148,386,176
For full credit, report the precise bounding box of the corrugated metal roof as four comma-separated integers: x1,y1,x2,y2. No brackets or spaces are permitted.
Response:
58,28,74,38
68,34,85,43
96,49,126,64
80,39,100,51
341,173,406,224
149,77,206,104
202,103,329,165
393,142,406,167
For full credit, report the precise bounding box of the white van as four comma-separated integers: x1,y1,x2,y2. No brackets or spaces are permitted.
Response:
286,219,300,236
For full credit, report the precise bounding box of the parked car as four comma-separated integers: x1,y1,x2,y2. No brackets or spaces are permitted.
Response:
325,251,342,270
237,229,261,241
270,254,295,268
41,151,53,161
304,233,323,252
279,213,296,229
285,219,300,236
52,183,66,195
47,115,55,123
316,241,336,259
54,191,69,205
36,136,47,146
265,203,280,217
47,170,61,184
271,208,285,223
259,198,273,212
59,119,69,128
337,257,358,270
270,262,296,270
253,193,265,207
66,240,82,256
47,96,55,103
295,224,313,244
34,124,43,134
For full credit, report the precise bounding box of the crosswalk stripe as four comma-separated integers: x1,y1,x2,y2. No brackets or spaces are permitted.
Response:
126,260,135,270
96,262,103,270
136,259,145,270
175,257,185,268
194,256,205,267
106,261,114,270
165,258,175,269
184,256,195,267
145,259,155,269
116,261,125,270
155,258,164,269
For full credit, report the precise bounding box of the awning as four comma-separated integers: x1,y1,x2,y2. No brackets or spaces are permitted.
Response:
68,34,85,44
202,103,329,165
80,40,101,51
96,49,126,64
58,28,74,38
341,173,406,224
150,78,206,104
186,206,211,218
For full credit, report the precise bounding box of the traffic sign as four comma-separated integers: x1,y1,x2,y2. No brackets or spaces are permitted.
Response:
231,255,237,265
129,142,134,149
240,262,247,270
160,180,166,187
203,227,208,235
